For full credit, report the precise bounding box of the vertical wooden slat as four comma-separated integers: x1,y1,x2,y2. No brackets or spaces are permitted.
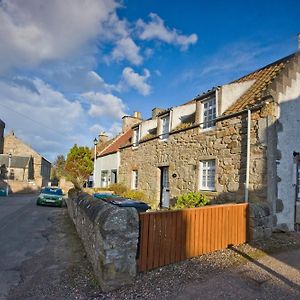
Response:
207,207,212,253
202,208,208,254
211,206,216,252
139,213,149,272
158,212,166,267
175,211,182,262
147,214,156,270
194,209,200,256
170,212,177,264
153,213,162,269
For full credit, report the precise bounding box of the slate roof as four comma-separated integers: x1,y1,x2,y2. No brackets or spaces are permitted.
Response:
224,53,296,114
0,154,31,168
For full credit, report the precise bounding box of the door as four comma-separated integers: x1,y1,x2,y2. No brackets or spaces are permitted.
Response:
111,169,117,185
160,167,170,208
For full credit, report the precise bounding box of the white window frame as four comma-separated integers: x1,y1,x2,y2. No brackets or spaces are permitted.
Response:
101,170,109,188
132,170,138,190
160,114,170,140
199,160,216,191
132,126,140,147
201,96,216,129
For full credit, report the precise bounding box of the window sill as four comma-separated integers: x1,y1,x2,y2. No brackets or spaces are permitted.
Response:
199,126,216,132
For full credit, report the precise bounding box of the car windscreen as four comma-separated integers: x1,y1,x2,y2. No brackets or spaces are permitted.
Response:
42,188,63,195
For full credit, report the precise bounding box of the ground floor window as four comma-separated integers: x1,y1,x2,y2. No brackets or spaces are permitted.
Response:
132,170,138,190
200,160,215,191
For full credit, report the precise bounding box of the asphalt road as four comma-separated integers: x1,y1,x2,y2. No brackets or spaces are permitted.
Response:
0,194,60,299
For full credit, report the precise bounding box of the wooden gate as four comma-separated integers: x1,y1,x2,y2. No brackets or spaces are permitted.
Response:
138,203,248,272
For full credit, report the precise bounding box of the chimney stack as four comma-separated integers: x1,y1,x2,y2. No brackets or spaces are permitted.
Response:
298,33,300,51
152,107,165,119
122,112,142,132
98,132,108,144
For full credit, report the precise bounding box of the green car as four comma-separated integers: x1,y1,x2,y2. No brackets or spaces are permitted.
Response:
37,187,64,207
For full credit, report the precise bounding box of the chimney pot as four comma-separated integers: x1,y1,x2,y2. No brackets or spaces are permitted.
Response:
98,132,108,143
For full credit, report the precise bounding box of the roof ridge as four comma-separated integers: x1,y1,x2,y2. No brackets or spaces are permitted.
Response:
97,129,131,156
230,52,296,84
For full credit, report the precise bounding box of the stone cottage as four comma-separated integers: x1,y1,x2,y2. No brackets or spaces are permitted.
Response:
3,131,51,188
119,51,300,232
93,112,141,188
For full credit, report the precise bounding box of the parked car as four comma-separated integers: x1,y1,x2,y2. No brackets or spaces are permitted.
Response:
36,187,64,207
94,193,150,213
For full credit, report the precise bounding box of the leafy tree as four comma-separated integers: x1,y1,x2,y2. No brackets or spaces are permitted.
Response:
51,154,66,180
64,144,93,189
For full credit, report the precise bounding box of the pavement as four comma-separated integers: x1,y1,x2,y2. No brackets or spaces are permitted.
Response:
0,194,97,300
175,247,300,300
0,193,300,299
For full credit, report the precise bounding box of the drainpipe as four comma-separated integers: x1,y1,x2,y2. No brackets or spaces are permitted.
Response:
245,109,251,203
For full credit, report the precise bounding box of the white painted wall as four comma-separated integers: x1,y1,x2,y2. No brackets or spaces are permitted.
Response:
220,80,255,114
94,152,120,187
140,119,157,138
171,103,196,130
277,72,300,230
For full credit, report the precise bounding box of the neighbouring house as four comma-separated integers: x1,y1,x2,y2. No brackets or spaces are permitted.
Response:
93,112,141,188
3,131,51,188
0,119,4,154
119,49,300,232
0,154,34,181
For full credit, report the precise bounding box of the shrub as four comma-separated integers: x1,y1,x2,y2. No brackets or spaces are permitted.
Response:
174,192,209,209
104,183,129,195
122,190,147,201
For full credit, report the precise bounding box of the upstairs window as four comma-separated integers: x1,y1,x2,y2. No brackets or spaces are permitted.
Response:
200,160,215,191
161,114,170,140
132,170,138,190
132,126,140,147
202,97,216,129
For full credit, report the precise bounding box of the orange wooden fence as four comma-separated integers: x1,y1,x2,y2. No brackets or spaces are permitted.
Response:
138,203,248,272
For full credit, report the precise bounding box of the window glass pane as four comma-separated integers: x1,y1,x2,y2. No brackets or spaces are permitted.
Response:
161,115,170,139
202,97,216,129
200,160,215,190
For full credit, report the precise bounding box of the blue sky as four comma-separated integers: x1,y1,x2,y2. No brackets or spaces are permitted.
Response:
0,0,299,161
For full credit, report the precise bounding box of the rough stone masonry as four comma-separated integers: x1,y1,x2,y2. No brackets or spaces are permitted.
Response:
66,189,139,292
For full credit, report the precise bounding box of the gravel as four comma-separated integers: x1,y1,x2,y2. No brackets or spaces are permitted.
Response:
8,209,300,300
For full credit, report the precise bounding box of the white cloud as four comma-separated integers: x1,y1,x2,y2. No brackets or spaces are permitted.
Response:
136,13,198,50
121,67,151,96
0,0,119,73
89,122,122,137
82,91,127,120
0,77,87,160
111,37,143,65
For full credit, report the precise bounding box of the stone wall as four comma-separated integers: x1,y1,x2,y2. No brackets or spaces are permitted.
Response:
66,189,139,292
249,202,272,240
119,108,269,208
0,180,39,193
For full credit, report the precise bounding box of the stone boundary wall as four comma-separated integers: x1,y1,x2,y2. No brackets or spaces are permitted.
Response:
66,189,139,292
0,180,39,194
249,202,272,240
